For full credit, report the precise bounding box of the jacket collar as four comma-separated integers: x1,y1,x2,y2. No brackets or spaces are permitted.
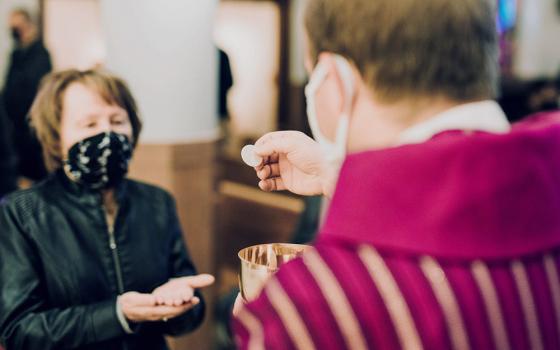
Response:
319,111,560,260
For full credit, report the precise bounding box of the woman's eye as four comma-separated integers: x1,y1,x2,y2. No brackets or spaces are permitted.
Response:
86,122,96,128
112,119,124,125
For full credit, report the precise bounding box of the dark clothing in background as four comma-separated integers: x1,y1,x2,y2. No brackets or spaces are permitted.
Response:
0,96,18,198
291,195,322,244
218,49,233,119
3,39,52,181
0,171,205,350
499,77,560,122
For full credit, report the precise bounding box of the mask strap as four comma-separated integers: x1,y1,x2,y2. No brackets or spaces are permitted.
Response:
332,113,350,161
332,55,355,158
305,62,331,146
305,55,356,162
305,61,329,97
333,55,355,113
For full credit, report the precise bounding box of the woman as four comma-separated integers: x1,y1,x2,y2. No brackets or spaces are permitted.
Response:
0,70,214,350
233,0,560,349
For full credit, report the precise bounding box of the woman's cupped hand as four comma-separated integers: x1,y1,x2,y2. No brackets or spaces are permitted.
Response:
119,274,214,323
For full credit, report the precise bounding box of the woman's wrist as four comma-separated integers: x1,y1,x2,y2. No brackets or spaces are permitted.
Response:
116,296,135,334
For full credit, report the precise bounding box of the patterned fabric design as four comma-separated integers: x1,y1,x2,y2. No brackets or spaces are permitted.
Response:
65,132,132,190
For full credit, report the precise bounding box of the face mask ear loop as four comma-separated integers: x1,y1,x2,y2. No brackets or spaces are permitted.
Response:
305,62,330,145
334,55,355,112
333,55,356,159
332,114,350,162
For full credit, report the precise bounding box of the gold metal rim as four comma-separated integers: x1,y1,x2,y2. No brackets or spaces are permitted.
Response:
238,243,310,270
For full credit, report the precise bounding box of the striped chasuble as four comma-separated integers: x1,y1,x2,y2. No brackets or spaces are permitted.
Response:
233,112,560,350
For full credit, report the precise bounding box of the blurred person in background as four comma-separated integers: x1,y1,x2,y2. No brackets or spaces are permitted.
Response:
233,0,560,349
0,70,214,350
3,8,52,183
500,77,560,122
0,95,18,198
218,48,233,123
527,78,560,113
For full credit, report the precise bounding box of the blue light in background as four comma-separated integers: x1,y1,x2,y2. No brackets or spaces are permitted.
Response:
498,0,518,33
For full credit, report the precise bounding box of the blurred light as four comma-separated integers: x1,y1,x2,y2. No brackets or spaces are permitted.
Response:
498,0,518,33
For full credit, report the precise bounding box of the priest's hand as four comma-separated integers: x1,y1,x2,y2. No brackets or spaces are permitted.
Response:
253,131,336,197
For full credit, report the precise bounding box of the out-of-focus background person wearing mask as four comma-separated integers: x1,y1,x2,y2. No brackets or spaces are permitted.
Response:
2,8,51,184
0,94,18,199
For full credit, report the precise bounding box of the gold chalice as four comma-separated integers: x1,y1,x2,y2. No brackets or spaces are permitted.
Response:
238,243,310,301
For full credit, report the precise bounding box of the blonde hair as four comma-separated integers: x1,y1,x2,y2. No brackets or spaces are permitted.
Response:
305,0,498,102
30,69,143,172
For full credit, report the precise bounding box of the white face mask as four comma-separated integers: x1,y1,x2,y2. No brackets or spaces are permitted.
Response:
305,55,355,168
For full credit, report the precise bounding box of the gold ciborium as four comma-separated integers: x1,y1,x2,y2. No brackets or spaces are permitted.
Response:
238,243,310,301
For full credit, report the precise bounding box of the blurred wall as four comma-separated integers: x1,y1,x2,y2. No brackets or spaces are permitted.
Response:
289,0,308,85
214,1,280,138
100,0,219,144
44,0,105,70
0,0,38,88
283,0,310,133
515,0,560,78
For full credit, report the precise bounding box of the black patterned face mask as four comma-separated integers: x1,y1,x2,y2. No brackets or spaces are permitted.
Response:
65,132,132,190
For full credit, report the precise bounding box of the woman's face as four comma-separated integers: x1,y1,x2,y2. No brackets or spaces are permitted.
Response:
60,83,133,159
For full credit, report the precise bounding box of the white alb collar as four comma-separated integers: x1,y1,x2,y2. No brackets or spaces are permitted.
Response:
397,100,510,145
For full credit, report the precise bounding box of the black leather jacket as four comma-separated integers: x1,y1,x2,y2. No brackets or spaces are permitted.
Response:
0,171,205,350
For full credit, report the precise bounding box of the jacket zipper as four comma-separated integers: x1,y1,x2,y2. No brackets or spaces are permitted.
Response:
104,206,130,350
107,221,125,294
